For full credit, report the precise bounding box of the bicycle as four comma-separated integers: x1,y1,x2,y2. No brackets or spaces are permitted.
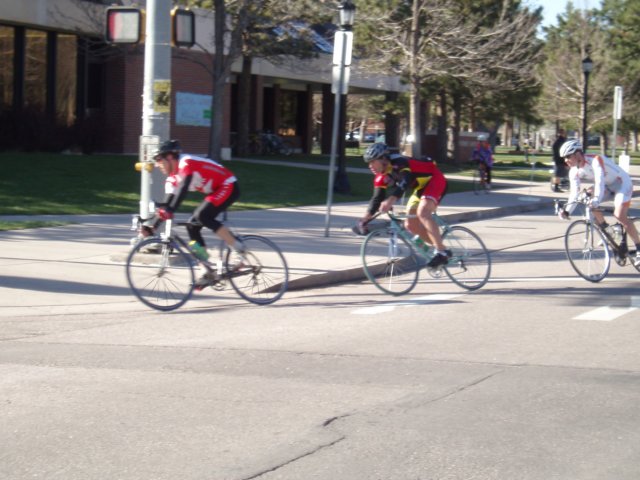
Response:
360,211,491,295
261,132,293,156
555,191,640,282
472,161,490,194
126,217,289,311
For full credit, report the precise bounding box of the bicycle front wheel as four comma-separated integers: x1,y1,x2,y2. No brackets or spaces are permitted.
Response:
126,238,195,311
224,235,289,305
442,226,491,290
564,220,610,282
361,228,420,295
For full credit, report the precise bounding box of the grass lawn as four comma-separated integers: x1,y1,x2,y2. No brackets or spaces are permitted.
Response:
0,152,471,220
0,220,72,232
2,147,637,229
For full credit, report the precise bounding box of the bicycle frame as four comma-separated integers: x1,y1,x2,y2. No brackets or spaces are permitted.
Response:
558,193,629,259
386,211,468,265
127,216,289,309
361,210,491,294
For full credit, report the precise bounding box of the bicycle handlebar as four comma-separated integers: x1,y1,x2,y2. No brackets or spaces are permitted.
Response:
554,189,614,216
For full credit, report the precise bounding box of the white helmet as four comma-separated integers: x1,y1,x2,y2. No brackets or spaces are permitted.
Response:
477,133,488,142
559,139,582,158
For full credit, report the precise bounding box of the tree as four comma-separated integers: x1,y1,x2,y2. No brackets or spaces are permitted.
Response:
182,0,332,158
600,0,640,151
182,0,252,158
539,4,611,148
356,0,543,160
233,1,333,156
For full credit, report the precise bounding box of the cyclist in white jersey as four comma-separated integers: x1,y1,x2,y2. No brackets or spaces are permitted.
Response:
557,139,640,266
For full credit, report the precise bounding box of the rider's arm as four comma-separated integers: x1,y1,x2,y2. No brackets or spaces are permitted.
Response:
591,156,606,206
366,186,386,216
564,167,580,215
165,174,192,212
151,174,193,226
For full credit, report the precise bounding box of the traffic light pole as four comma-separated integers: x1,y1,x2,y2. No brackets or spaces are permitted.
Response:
139,0,172,219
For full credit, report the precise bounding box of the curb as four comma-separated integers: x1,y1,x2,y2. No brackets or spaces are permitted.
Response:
287,198,554,291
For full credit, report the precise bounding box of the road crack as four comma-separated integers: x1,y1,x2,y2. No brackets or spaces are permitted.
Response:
241,436,346,480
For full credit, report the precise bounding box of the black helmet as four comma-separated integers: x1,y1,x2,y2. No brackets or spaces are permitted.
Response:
154,139,181,159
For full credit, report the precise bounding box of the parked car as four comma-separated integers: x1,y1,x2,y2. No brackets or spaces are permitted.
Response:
345,131,360,141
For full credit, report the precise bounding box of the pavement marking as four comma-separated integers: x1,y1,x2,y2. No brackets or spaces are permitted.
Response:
573,306,638,321
352,293,464,315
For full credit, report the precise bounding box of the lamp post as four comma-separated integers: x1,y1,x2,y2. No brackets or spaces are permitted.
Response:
581,56,593,148
324,0,355,237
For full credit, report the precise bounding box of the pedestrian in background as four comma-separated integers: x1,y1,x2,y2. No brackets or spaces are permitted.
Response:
551,129,567,192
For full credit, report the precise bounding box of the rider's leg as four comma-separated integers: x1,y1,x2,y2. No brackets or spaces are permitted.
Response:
610,184,640,257
405,209,427,238
405,194,429,243
185,221,206,246
615,201,640,247
199,183,242,250
416,197,445,251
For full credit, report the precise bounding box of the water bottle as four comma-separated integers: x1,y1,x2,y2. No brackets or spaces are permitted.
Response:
412,235,430,253
612,223,623,245
188,240,209,261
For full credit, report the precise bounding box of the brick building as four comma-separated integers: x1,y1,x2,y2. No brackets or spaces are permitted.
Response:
0,0,405,159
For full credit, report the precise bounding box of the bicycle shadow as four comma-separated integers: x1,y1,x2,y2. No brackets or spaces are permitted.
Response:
0,275,130,296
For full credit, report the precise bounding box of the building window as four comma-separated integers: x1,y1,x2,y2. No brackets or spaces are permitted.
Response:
56,33,77,125
86,61,104,110
24,29,47,110
0,26,13,110
279,90,298,136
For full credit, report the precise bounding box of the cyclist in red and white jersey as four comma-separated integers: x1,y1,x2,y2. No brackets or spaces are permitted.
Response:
558,139,640,266
150,140,244,287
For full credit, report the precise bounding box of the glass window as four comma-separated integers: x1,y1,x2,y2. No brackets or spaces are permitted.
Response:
0,26,14,109
24,29,47,110
279,90,297,136
87,62,104,110
56,34,77,125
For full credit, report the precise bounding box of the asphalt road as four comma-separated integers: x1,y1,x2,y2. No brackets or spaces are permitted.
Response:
1,211,639,480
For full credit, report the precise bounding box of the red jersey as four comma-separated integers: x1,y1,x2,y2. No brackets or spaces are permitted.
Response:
165,154,236,195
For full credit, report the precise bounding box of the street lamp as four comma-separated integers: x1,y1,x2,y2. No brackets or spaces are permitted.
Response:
581,56,593,148
324,0,356,236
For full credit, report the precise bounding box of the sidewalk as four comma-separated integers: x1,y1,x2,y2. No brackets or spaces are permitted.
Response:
0,164,638,309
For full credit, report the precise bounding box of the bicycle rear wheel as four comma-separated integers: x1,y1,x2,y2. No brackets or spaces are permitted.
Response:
361,228,420,295
564,220,610,282
224,235,289,305
630,218,640,273
442,226,491,290
126,238,195,311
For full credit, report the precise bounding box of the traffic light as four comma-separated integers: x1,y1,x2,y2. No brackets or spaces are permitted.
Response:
105,7,142,44
171,8,195,48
